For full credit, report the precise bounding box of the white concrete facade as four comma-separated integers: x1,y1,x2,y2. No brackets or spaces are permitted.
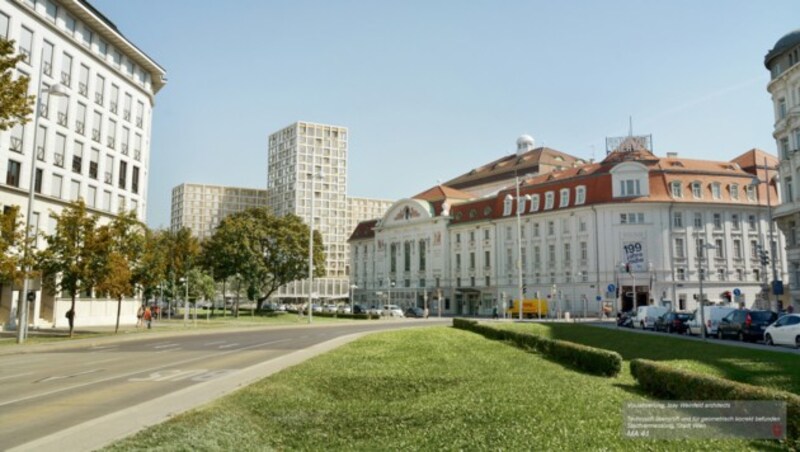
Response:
0,0,165,328
170,183,268,240
350,141,788,317
766,29,800,311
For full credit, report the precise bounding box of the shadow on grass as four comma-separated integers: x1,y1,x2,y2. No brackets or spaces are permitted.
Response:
610,382,648,397
525,323,800,395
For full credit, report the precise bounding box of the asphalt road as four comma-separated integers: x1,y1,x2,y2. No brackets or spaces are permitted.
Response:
0,319,449,450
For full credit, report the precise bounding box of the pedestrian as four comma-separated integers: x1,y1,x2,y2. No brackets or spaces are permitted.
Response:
424,307,429,319
144,306,152,329
492,307,498,319
136,305,144,328
65,308,75,330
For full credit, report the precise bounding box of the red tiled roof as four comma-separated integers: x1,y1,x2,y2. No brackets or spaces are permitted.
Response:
348,219,378,242
413,185,474,202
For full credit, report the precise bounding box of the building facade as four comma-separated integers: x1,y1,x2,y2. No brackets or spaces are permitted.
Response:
0,0,165,328
350,137,789,316
266,121,393,300
766,29,800,310
170,183,268,240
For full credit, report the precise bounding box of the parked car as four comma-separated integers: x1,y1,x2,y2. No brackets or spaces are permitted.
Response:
654,312,692,334
367,306,382,316
311,304,323,313
381,304,404,317
686,306,737,336
764,313,800,348
616,311,634,328
404,307,426,318
633,306,668,330
337,305,352,315
353,304,370,315
716,309,778,342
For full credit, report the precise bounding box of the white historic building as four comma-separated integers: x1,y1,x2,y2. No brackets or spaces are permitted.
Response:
766,29,800,310
170,183,269,240
350,136,789,316
0,0,166,328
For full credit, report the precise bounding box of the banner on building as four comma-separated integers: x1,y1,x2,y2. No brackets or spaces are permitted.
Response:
621,232,647,272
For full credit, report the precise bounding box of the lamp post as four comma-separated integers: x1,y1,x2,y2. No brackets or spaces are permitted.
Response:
697,243,715,340
574,271,584,320
388,280,395,306
307,167,324,324
514,174,525,321
551,284,558,320
16,67,68,343
179,276,189,327
752,168,780,312
350,284,357,314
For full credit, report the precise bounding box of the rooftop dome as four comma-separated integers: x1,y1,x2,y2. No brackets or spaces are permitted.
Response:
516,134,535,155
765,29,800,68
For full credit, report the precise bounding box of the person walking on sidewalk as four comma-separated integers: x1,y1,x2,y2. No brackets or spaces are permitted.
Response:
143,306,152,329
136,305,144,328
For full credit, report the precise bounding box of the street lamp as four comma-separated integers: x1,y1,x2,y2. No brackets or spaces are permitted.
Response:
388,280,395,305
551,284,558,320
574,271,584,320
350,284,357,314
16,69,69,343
697,243,715,340
752,169,780,312
307,168,325,324
179,275,189,327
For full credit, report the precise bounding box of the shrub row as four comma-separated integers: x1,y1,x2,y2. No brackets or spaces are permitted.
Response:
452,318,622,377
631,358,799,444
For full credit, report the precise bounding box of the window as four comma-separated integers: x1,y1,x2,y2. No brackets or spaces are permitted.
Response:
503,194,513,216
92,111,102,142
81,24,93,48
753,269,761,281
673,212,683,228
521,248,527,270
103,190,111,211
72,141,83,174
469,252,475,270
455,253,461,270
548,244,556,264
713,213,722,230
64,14,76,35
691,182,702,198
403,241,411,272
89,149,99,179
533,223,540,237
731,214,740,230
693,212,703,228
19,27,33,63
575,186,586,205
736,269,743,281
485,276,490,287
711,183,721,200
530,194,540,212
563,243,571,263
579,218,587,232
0,12,8,39
780,137,790,159
544,191,554,209
484,250,491,268
620,179,641,196
779,98,787,119
51,174,63,198
620,213,645,224
730,184,739,200
714,239,723,258
547,221,554,236
107,119,116,148
419,240,426,271
748,214,757,230
676,268,686,281
733,240,742,259
95,74,105,105
746,185,756,202
533,246,541,266
6,160,21,187
456,233,461,244
559,188,569,207
117,195,125,212
484,229,490,240
580,241,587,261
717,268,726,281
70,180,80,201
674,238,685,258
118,160,127,189
750,240,759,259
42,41,54,76
60,53,73,87
34,168,42,193
786,177,794,203
670,181,682,198
561,218,569,233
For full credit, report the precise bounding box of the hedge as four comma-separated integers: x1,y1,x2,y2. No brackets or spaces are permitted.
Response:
452,318,622,377
306,312,379,320
631,358,800,444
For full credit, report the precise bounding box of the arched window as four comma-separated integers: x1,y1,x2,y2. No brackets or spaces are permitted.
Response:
503,194,513,216
530,194,540,212
559,188,569,207
544,191,554,210
670,181,682,198
575,186,586,205
691,181,702,199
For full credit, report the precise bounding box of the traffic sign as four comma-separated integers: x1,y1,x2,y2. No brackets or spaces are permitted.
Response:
596,295,602,301
607,284,616,293
733,288,741,297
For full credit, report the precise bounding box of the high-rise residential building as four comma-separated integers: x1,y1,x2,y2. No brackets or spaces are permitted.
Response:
170,183,269,240
0,0,166,328
347,196,394,240
267,121,392,300
766,29,800,311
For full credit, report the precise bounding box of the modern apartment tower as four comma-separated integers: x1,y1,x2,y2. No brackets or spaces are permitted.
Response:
268,121,351,299
0,0,166,327
170,183,269,240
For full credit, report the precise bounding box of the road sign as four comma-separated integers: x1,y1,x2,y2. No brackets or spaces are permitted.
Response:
596,295,602,301
733,288,741,297
607,284,616,293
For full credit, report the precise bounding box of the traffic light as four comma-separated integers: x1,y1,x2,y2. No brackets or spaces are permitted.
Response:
760,249,770,266
522,284,527,295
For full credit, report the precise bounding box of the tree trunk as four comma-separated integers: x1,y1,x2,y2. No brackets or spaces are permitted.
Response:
68,292,76,338
114,295,122,334
235,278,240,318
222,278,227,318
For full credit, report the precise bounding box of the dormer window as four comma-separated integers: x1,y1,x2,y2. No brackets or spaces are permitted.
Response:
559,188,569,207
544,191,554,210
746,185,756,202
503,194,513,216
711,183,721,200
575,186,586,205
691,181,702,199
530,194,540,212
518,195,528,213
620,179,641,196
730,184,739,200
611,162,649,198
670,181,682,198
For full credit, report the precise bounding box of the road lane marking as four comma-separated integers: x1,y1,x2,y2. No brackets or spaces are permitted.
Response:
37,369,103,383
218,343,239,349
0,372,34,382
129,369,236,382
0,338,292,408
204,340,226,346
153,343,180,349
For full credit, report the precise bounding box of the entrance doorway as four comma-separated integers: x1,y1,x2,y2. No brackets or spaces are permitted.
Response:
621,286,649,312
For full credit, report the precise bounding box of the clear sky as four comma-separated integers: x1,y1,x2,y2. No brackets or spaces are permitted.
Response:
89,0,798,229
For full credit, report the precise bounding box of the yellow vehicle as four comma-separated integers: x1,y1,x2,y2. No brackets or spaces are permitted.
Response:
506,299,548,318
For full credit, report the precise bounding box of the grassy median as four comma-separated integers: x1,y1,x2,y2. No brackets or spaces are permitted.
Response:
105,327,771,451
491,322,800,395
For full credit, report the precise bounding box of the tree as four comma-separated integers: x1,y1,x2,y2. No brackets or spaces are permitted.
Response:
0,38,34,131
163,227,200,319
37,200,103,337
186,267,215,303
0,206,37,322
95,210,145,333
136,229,168,306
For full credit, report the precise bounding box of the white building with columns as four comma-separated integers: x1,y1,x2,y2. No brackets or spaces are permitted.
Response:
350,136,788,316
0,0,165,328
766,29,800,311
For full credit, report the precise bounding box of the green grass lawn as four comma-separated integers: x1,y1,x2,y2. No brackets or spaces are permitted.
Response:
491,322,800,395
104,327,774,451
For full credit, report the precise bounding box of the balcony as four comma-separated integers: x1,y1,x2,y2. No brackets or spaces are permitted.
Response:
123,111,131,121
107,136,115,149
92,129,101,142
9,137,22,152
36,146,45,161
95,93,104,105
78,82,88,96
110,102,117,114
75,121,85,134
57,112,68,127
54,153,64,167
121,143,129,155
60,72,71,86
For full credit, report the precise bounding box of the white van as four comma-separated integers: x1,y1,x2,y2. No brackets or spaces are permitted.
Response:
633,306,669,330
686,306,736,336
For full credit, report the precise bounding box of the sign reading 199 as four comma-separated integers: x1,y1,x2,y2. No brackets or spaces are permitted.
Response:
623,242,643,254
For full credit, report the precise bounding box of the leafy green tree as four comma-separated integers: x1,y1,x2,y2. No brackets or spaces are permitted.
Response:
95,210,145,333
163,227,200,319
0,38,34,131
0,206,37,321
185,267,215,303
136,228,168,305
37,200,103,337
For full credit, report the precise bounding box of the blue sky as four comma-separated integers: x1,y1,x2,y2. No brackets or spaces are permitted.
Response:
89,0,798,228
